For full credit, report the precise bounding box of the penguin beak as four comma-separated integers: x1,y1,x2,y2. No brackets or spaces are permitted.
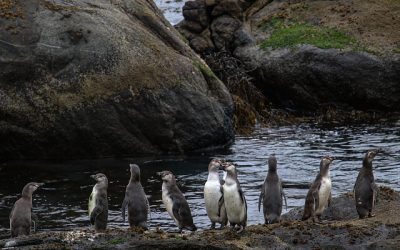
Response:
220,163,227,171
156,172,163,177
329,156,336,161
38,183,45,187
90,175,96,180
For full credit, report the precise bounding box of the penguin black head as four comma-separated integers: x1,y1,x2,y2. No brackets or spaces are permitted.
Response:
320,156,335,175
364,148,382,164
22,182,44,197
157,171,175,184
129,164,141,181
91,173,108,184
268,154,277,172
208,159,222,172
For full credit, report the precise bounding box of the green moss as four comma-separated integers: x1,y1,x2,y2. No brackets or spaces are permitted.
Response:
393,48,400,54
260,19,357,50
193,60,217,80
108,238,125,245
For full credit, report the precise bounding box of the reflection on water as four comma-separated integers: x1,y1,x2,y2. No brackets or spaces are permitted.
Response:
0,124,399,236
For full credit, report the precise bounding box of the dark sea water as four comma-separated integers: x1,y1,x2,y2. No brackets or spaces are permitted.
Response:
0,124,399,237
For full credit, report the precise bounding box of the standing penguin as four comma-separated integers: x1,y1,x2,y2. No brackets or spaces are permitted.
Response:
204,159,228,229
9,182,44,237
88,173,108,231
121,164,149,229
302,156,335,222
158,171,197,232
220,162,247,233
354,149,381,219
258,155,287,224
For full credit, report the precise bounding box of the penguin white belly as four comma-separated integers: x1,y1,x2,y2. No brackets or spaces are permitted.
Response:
223,184,245,224
204,180,224,222
88,186,97,216
162,186,179,225
316,177,331,215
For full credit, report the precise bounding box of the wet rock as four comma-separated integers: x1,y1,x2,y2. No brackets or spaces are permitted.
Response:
283,192,359,221
235,45,400,112
211,0,243,19
182,0,209,29
0,0,234,159
211,15,242,50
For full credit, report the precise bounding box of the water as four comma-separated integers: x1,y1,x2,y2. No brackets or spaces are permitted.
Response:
154,0,189,25
0,124,399,236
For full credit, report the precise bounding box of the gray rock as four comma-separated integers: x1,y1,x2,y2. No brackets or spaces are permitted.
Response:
235,45,400,111
0,0,234,159
211,0,243,19
211,15,242,50
283,192,359,221
182,0,209,28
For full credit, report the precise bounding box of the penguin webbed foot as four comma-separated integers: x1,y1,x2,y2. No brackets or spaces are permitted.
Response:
236,225,245,234
210,222,216,230
368,213,375,218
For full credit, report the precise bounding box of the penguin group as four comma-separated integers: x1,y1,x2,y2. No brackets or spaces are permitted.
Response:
8,149,383,237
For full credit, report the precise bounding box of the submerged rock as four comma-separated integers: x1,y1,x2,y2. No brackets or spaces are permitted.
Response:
0,0,234,159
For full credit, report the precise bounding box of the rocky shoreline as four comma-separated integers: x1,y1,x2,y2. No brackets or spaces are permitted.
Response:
1,187,398,249
177,0,400,131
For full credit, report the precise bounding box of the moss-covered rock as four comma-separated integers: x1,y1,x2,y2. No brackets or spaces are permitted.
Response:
0,0,234,159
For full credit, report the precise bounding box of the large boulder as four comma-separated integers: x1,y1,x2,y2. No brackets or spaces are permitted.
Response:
235,45,400,111
0,0,234,159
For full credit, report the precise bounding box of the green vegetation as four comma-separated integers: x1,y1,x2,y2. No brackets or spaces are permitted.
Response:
260,18,357,50
193,60,218,80
108,238,125,245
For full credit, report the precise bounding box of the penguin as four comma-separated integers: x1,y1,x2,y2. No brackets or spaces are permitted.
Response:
9,182,44,237
354,149,381,219
258,154,287,224
302,156,335,222
121,164,149,229
158,171,197,232
88,173,108,231
204,159,228,229
219,162,247,233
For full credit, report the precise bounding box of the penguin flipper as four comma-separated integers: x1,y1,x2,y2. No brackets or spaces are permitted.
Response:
121,197,128,222
258,182,265,212
282,189,288,210
31,212,38,232
9,203,16,220
172,199,193,228
90,206,102,225
312,190,319,213
239,187,246,206
218,195,224,217
372,183,379,205
145,194,151,220
328,192,332,207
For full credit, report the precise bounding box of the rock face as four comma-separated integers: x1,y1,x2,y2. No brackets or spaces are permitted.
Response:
177,0,255,54
0,0,234,159
235,45,400,111
178,0,400,115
